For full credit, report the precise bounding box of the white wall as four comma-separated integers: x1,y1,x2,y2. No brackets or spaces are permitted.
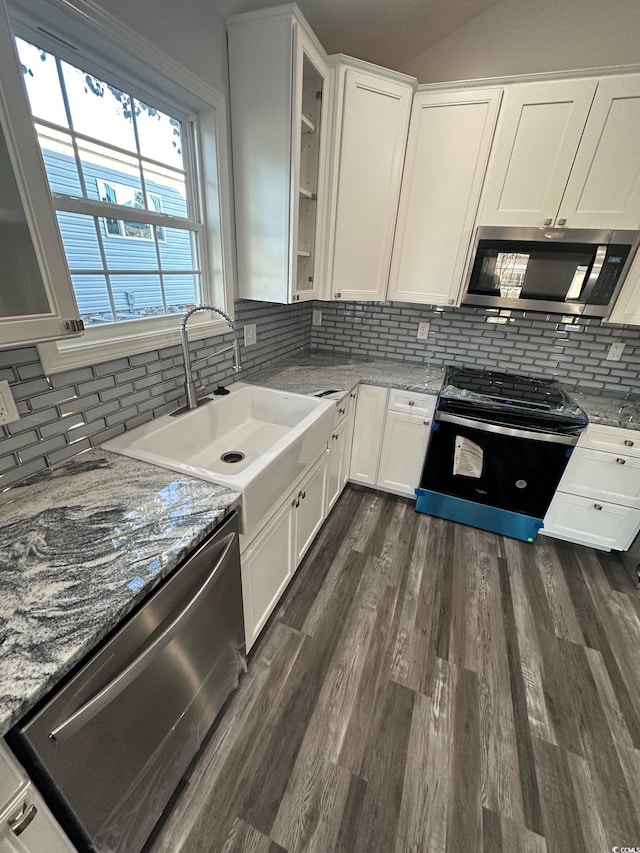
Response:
91,0,228,93
401,0,640,83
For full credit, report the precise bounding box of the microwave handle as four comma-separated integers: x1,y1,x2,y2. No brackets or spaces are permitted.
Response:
580,244,607,303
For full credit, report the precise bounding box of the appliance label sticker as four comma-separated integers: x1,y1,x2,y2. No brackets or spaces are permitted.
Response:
453,436,483,478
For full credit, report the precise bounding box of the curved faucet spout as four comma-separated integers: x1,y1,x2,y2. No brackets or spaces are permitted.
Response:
179,305,242,412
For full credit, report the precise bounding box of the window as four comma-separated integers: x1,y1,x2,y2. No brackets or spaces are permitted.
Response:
9,14,232,372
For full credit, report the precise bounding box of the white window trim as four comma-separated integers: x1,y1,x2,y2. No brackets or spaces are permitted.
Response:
10,0,236,373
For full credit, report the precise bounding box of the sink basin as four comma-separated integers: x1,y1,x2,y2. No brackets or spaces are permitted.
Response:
103,382,334,534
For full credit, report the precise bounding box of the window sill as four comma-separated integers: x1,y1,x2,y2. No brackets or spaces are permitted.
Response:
37,313,230,374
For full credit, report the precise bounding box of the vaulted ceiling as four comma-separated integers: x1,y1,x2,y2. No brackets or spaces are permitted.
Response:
214,0,501,71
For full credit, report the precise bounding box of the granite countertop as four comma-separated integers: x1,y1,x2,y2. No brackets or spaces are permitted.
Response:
248,351,640,432
247,351,445,396
0,450,240,736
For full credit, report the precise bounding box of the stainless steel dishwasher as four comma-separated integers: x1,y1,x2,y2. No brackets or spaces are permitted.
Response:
11,511,245,853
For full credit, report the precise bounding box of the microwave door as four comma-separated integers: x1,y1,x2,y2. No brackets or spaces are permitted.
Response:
518,248,595,301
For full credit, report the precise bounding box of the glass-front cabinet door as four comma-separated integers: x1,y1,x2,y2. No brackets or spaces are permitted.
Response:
0,0,81,349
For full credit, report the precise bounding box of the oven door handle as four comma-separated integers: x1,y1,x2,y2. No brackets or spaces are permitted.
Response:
48,532,237,746
435,411,580,446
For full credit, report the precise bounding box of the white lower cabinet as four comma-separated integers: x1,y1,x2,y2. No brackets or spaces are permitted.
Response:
241,450,328,650
544,424,640,551
377,410,431,497
349,385,388,484
0,786,74,853
544,493,640,551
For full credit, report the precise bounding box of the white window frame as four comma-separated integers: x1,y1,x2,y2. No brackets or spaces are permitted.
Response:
9,0,235,373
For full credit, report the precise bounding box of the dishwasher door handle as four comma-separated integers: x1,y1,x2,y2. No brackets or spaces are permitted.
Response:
435,411,579,446
49,532,237,745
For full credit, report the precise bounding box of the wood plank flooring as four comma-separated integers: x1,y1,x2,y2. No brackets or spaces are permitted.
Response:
148,487,640,853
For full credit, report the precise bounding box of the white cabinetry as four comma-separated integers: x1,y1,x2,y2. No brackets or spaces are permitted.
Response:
609,247,640,325
388,87,502,306
326,390,357,511
324,59,414,301
0,743,72,853
349,385,388,484
480,74,640,230
349,385,435,497
228,6,328,303
241,450,328,650
544,424,640,551
0,0,81,348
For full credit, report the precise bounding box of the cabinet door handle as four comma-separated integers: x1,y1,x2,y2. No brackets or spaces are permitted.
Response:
408,400,415,407
8,802,37,837
301,491,306,500
544,218,553,226
350,392,356,399
557,218,567,226
332,433,339,440
616,458,627,464
338,407,346,415
594,504,603,510
624,439,634,447
423,420,430,425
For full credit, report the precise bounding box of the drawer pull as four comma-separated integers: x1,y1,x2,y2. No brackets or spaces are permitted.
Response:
8,803,37,837
332,433,339,440
338,407,346,415
594,504,603,511
350,392,356,399
624,440,634,447
616,458,627,465
408,400,415,407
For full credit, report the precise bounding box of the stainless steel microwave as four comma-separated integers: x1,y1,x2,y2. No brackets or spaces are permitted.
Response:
461,226,640,317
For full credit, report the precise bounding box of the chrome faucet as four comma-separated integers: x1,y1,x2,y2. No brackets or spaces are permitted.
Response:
179,305,242,411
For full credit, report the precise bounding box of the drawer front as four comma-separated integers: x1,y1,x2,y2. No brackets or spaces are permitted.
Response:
579,423,640,458
388,388,436,417
0,743,27,808
560,447,640,507
544,492,640,550
332,388,357,428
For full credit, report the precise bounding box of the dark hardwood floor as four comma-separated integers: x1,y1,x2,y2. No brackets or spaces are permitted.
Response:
149,487,640,853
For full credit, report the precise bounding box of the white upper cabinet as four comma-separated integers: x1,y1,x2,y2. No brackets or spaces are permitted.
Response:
227,6,328,303
479,79,597,227
557,74,640,229
608,245,640,324
388,87,502,306
480,74,640,230
0,0,81,349
324,60,414,301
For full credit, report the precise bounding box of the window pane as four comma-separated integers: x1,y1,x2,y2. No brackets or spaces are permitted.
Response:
71,274,114,324
101,214,160,270
163,274,200,313
36,125,83,196
16,38,68,127
79,141,142,202
60,60,136,152
56,212,103,270
134,99,184,171
143,162,188,217
158,227,198,271
109,274,164,320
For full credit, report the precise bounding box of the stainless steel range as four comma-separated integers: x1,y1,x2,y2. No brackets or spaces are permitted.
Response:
416,366,588,542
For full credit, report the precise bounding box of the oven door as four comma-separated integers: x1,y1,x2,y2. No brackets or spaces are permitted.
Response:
420,413,576,518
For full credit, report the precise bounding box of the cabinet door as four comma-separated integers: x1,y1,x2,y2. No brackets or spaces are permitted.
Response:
349,385,388,484
326,416,348,512
479,79,597,227
558,447,640,508
558,75,640,229
0,787,74,853
377,411,431,497
0,0,80,348
544,492,640,551
388,87,502,306
295,450,328,564
240,497,295,650
608,246,640,324
329,68,413,301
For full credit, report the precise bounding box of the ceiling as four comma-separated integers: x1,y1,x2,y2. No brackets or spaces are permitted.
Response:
214,0,502,71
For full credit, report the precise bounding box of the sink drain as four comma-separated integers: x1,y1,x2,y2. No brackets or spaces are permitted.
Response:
220,451,245,464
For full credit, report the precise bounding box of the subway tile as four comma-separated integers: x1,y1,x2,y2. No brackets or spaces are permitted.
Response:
0,430,40,456
48,440,92,466
67,419,107,442
18,435,67,462
30,387,77,411
0,348,39,368
50,367,94,389
99,383,134,402
0,458,48,489
59,394,100,416
17,362,46,381
93,357,129,377
77,376,116,396
40,414,84,439
11,378,51,401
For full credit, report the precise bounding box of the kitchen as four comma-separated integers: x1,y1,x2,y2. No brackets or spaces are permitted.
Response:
0,3,640,850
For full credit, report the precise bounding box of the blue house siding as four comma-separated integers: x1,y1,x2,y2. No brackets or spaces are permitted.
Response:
42,149,198,322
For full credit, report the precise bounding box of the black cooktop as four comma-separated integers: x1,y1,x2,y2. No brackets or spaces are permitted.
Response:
439,366,588,434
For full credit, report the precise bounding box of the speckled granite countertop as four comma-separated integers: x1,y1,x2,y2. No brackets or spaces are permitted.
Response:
249,351,640,432
0,450,240,736
248,352,445,396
